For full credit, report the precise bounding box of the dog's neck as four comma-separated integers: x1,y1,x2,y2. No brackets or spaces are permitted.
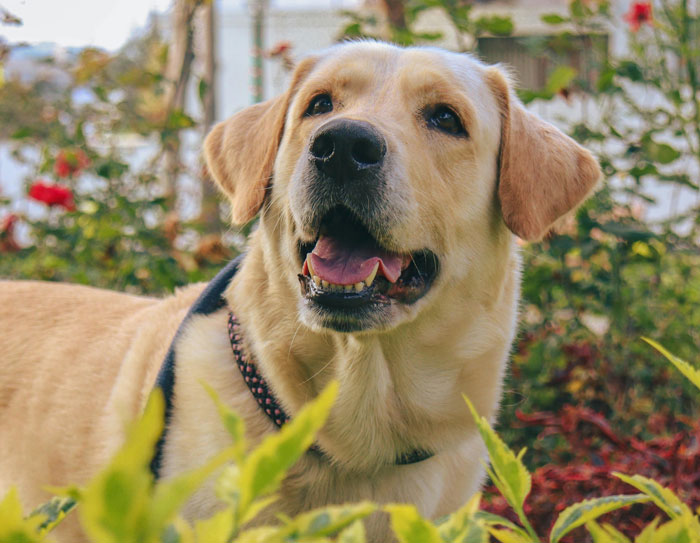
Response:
225,225,519,472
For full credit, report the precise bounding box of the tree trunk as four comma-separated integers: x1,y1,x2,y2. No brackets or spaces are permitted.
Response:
163,0,197,207
199,1,223,230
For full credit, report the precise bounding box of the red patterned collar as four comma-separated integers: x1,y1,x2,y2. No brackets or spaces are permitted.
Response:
227,311,434,466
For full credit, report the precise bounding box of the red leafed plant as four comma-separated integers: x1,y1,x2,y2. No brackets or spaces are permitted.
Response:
28,181,76,211
482,404,700,540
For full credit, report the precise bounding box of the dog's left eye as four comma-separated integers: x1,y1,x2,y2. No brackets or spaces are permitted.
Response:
426,105,467,137
306,94,333,116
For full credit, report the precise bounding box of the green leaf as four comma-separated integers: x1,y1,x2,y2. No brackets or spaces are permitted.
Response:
545,66,577,94
596,67,616,92
642,338,700,391
464,397,531,515
474,16,514,36
612,473,691,519
633,518,660,543
338,520,366,543
643,140,681,165
541,13,567,25
198,78,209,106
29,496,77,535
488,528,532,543
193,508,235,543
632,518,695,543
0,487,44,543
615,61,643,82
549,494,649,543
78,390,164,542
475,511,532,540
148,444,238,537
166,110,197,131
438,493,486,542
235,381,338,524
384,504,442,543
203,382,247,462
285,502,375,538
233,525,281,543
96,158,129,179
586,521,631,543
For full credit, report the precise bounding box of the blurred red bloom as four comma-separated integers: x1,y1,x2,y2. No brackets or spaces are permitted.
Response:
624,2,653,31
28,181,76,211
268,41,292,57
0,213,20,252
54,148,90,178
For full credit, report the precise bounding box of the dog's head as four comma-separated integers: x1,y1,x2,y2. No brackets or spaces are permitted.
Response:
205,42,600,333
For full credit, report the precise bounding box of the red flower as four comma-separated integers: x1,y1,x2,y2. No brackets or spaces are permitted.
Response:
28,181,76,211
624,2,653,32
0,213,20,252
54,148,90,178
267,41,292,57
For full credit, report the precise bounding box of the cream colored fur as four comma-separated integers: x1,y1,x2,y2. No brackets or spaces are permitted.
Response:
0,42,600,542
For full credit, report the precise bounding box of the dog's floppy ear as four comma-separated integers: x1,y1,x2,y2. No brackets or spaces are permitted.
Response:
486,68,601,240
204,57,317,224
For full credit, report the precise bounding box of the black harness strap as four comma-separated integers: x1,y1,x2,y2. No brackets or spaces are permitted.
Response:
150,254,244,478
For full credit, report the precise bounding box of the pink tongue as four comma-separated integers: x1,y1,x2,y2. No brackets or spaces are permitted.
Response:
307,235,404,285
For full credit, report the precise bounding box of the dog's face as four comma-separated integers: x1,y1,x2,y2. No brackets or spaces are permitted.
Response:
205,42,600,333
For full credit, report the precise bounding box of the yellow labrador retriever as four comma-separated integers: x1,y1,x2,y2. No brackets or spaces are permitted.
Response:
0,42,600,541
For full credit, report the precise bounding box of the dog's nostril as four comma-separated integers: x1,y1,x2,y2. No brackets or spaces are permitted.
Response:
311,134,335,161
352,138,384,166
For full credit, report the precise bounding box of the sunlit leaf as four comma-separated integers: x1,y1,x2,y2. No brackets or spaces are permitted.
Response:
438,493,481,541
475,511,532,540
464,397,531,514
0,487,44,543
545,66,577,94
613,473,692,520
384,504,442,543
193,508,234,543
338,519,366,543
203,382,247,462
235,381,338,524
284,502,375,539
586,520,632,543
631,517,695,543
643,140,681,165
549,494,649,543
29,495,77,535
488,527,532,543
643,338,700,391
541,13,567,24
78,390,164,542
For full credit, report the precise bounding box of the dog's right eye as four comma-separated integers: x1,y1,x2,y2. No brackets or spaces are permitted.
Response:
306,94,333,116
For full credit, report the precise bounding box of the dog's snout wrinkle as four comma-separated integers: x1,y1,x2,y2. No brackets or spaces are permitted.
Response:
310,118,386,180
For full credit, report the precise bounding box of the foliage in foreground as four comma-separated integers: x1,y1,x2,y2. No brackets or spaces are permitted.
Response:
1,343,699,543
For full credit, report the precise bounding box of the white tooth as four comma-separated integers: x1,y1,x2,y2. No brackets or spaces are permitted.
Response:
322,280,329,288
345,284,353,292
365,262,380,286
354,282,364,292
306,255,315,277
312,275,321,285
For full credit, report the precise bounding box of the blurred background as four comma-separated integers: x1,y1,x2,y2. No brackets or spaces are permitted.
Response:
0,0,698,538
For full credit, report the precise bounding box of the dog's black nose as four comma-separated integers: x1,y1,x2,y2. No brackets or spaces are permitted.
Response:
310,119,386,181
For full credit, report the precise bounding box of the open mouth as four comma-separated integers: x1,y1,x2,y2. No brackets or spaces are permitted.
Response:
297,207,439,319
